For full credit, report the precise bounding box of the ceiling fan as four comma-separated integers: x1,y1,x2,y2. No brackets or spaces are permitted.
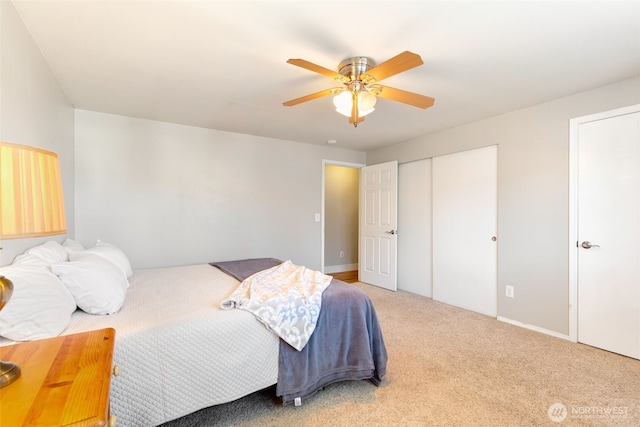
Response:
283,51,435,127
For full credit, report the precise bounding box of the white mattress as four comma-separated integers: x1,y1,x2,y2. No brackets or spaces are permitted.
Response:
60,264,279,426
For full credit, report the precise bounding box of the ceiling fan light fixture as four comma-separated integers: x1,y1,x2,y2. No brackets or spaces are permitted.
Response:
333,91,352,116
284,51,433,126
359,90,377,114
333,91,376,117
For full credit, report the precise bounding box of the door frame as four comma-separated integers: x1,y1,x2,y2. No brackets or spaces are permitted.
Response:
321,159,365,274
568,103,640,342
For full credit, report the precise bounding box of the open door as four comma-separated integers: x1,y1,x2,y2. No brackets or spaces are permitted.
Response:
359,161,398,291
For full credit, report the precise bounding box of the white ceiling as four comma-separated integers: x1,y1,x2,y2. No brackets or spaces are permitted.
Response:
12,0,640,151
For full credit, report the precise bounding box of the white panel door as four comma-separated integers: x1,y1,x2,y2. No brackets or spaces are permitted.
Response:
398,159,432,297
577,109,640,359
359,161,398,291
432,146,497,316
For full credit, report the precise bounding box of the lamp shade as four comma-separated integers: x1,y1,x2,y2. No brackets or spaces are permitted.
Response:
0,141,66,239
333,91,353,116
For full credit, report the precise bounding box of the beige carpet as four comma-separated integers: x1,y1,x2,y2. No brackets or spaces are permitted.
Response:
161,282,640,426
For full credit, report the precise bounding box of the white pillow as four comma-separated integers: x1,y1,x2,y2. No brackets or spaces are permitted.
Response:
62,238,85,254
52,252,128,315
83,239,133,279
0,264,76,341
12,240,69,266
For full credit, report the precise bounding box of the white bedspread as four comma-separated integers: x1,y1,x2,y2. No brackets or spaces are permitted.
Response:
0,264,280,427
220,260,332,351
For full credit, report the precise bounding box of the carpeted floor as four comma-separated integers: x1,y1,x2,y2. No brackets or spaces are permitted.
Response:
160,282,640,427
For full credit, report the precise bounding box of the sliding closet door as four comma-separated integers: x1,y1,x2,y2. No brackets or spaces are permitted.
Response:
432,146,497,316
398,159,432,297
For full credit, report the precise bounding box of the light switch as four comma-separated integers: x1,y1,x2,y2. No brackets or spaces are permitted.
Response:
314,213,320,222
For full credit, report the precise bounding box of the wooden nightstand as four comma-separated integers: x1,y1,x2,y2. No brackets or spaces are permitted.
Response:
0,328,116,426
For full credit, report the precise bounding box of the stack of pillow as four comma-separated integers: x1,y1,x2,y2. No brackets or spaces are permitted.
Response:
0,239,132,341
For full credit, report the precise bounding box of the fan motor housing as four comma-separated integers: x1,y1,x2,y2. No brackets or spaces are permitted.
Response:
338,57,376,80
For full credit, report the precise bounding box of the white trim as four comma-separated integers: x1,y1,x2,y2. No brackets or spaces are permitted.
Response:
568,104,640,343
324,263,358,274
497,316,572,341
568,116,579,342
323,160,366,168
321,159,365,274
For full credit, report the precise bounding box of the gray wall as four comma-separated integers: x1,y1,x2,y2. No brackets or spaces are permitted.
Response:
0,1,75,266
324,165,359,272
4,0,639,340
367,76,640,336
74,110,366,271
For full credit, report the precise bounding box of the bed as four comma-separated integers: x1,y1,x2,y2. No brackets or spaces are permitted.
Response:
0,242,387,427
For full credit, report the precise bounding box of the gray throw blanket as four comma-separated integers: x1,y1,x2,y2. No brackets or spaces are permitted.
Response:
210,258,388,404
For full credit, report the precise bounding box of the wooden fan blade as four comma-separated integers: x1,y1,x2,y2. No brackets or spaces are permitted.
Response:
374,85,435,109
287,59,349,82
283,87,342,107
363,51,424,83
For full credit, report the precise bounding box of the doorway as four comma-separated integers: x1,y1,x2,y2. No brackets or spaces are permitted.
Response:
322,160,364,275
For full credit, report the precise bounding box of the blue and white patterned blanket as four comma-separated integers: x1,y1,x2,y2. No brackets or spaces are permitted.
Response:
220,260,332,351
212,258,387,405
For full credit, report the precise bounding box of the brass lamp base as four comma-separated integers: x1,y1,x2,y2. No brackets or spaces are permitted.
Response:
0,360,21,388
0,275,21,388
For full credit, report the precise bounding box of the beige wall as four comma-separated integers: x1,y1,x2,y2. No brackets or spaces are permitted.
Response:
367,77,640,336
0,1,75,266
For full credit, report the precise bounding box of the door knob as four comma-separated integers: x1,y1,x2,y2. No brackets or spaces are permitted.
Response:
581,241,600,249
385,230,397,235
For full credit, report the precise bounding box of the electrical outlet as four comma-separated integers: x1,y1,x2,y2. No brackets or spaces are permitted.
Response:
506,285,514,298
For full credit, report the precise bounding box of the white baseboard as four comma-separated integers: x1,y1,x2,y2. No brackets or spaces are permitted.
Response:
324,263,358,274
497,316,573,342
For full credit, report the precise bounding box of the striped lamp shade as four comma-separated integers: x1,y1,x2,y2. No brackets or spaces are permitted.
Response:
0,141,66,239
